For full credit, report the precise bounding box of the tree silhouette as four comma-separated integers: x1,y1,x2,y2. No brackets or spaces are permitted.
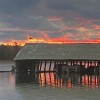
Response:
0,44,21,60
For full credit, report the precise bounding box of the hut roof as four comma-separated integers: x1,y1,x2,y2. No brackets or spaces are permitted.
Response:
14,43,100,60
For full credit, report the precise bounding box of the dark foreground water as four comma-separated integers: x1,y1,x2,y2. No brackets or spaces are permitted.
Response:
0,61,100,100
1,73,100,100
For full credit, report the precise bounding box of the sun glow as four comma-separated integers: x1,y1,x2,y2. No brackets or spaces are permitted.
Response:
2,36,100,47
1,16,100,46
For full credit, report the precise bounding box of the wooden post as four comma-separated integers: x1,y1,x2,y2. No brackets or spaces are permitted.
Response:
66,61,68,65
49,61,52,72
44,61,47,72
37,61,40,73
54,61,58,72
71,61,72,65
39,61,42,72
57,61,59,73
87,61,89,67
94,61,96,67
90,61,92,66
98,61,100,72
80,61,82,66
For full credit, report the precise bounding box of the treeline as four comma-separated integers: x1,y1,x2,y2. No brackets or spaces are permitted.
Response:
0,44,21,60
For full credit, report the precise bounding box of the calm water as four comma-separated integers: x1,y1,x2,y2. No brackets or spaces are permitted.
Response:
0,61,100,100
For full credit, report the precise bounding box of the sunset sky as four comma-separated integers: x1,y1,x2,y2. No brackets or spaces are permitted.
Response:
0,0,100,45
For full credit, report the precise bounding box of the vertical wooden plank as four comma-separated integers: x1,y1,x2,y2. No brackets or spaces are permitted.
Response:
66,60,68,65
53,61,57,72
49,61,52,72
87,61,89,67
44,61,47,72
84,61,86,68
90,61,92,66
60,60,62,65
94,61,96,67
71,61,72,65
98,61,100,72
39,60,42,72
55,61,58,72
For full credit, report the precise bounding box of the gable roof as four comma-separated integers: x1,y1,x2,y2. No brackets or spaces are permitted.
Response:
14,43,100,60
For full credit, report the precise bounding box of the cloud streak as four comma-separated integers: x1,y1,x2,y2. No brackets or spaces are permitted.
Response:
0,0,100,44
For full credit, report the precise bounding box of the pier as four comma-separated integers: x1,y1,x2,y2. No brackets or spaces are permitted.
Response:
14,43,100,74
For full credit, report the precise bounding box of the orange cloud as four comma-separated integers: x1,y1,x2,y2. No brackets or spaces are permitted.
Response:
1,16,100,46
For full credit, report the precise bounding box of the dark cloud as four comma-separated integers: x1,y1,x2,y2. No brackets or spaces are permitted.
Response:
46,0,75,11
0,32,26,41
0,0,100,18
46,0,100,19
0,31,46,42
0,0,40,16
47,32,63,38
0,0,100,43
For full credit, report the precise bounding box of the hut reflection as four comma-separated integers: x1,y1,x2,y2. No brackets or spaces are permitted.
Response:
16,72,39,84
16,72,100,88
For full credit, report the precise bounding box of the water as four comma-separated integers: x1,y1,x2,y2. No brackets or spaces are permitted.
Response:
0,61,100,100
0,60,15,71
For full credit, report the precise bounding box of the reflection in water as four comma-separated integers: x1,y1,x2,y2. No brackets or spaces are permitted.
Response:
16,73,39,84
1,61,100,100
16,72,100,89
0,72,100,100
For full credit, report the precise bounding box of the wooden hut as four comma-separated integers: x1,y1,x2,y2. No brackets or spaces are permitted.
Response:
14,43,100,74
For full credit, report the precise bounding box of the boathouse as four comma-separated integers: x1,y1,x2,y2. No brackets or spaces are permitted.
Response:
14,43,100,74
